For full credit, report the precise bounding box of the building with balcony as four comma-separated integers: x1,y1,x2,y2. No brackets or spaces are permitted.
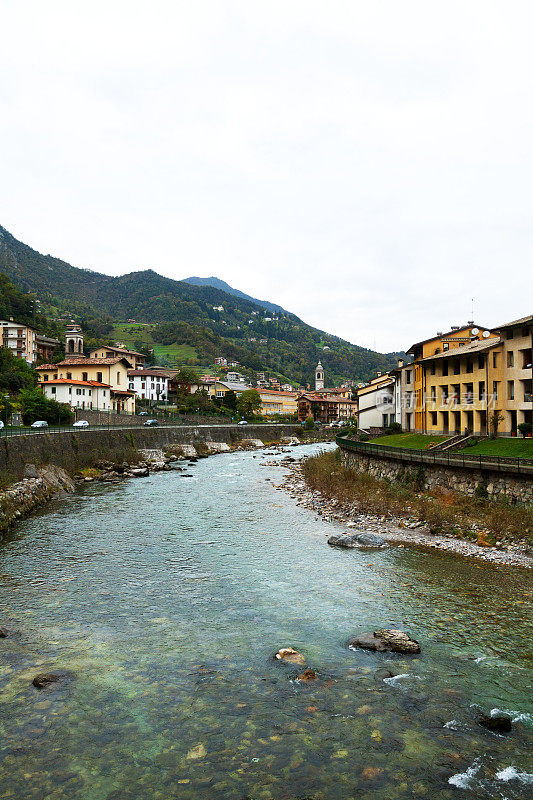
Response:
0,319,37,363
37,358,136,414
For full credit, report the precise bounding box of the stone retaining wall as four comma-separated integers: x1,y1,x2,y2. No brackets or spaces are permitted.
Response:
339,449,532,504
0,424,299,482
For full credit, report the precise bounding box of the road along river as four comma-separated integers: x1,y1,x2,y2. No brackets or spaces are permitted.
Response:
0,443,532,799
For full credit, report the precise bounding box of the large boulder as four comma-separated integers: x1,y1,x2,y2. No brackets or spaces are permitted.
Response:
328,532,387,548
348,629,421,654
478,713,512,733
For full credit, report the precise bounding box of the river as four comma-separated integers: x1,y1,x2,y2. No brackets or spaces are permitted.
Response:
0,443,532,799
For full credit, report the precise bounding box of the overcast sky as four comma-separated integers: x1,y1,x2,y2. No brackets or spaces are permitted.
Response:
1,1,532,352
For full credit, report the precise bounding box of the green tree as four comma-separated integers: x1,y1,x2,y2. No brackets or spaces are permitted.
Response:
223,389,237,410
236,388,261,416
19,388,73,425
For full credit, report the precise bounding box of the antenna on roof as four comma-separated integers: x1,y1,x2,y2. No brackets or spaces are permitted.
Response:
471,297,474,321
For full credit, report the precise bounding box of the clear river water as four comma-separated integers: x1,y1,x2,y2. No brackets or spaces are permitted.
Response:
0,443,532,800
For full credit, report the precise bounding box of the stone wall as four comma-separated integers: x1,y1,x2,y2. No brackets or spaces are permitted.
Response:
339,449,533,505
0,424,299,482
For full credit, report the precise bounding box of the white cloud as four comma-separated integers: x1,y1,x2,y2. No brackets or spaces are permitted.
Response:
1,0,531,351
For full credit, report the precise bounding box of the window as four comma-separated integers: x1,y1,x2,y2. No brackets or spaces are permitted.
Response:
442,360,448,376
493,353,498,368
443,342,449,351
507,329,514,340
82,372,88,382
76,388,82,396
117,372,121,384
492,381,498,400
405,371,411,384
478,381,485,401
507,351,514,367
430,387,436,402
88,390,91,396
478,356,485,370
430,411,437,426
68,388,72,395
466,359,473,374
97,372,102,383
441,386,448,402
51,386,56,394
508,381,514,400
454,360,460,375
431,362,436,375
43,375,48,381
67,372,72,379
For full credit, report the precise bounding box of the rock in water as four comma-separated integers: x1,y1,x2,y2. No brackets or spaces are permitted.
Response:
479,713,512,733
274,647,306,666
32,673,63,689
327,533,360,548
0,626,11,638
348,629,421,654
298,669,317,681
328,532,387,548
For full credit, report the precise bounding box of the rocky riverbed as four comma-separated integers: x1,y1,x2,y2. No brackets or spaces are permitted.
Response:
279,461,533,568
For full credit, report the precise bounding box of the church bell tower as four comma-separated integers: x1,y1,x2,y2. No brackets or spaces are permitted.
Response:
315,361,324,390
65,322,84,356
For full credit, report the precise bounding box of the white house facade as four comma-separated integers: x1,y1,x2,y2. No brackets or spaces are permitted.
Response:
128,370,169,402
40,379,111,410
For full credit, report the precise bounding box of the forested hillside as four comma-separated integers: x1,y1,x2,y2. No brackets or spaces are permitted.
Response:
0,224,404,384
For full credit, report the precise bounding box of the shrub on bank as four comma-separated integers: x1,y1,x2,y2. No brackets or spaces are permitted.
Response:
301,450,532,546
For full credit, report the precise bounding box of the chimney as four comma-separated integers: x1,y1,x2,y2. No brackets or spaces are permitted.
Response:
450,325,459,330
467,320,474,325
397,358,404,368
377,371,382,377
436,331,443,336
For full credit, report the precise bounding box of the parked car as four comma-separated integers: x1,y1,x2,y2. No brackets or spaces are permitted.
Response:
238,420,248,425
144,419,159,426
138,411,149,416
73,420,89,427
31,420,48,428
0,420,4,430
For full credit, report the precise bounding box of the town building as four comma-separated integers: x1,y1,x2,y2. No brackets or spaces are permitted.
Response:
40,379,111,411
492,314,532,435
37,358,136,413
258,388,298,416
36,334,60,363
90,345,146,369
297,388,357,424
0,319,37,363
128,369,170,402
215,357,227,366
403,316,532,436
356,373,396,430
65,323,84,356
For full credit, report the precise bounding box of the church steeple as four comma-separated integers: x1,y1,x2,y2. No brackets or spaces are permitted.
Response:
315,360,324,390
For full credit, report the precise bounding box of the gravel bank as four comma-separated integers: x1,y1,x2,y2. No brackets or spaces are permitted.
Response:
279,461,533,569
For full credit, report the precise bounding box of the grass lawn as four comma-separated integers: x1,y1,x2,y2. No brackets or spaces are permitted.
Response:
457,438,533,459
367,433,451,450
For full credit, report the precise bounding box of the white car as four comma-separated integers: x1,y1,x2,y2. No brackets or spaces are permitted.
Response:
73,420,89,427
0,420,3,430
238,420,248,425
31,420,48,428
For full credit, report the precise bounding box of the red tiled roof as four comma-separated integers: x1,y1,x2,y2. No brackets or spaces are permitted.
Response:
37,357,130,368
39,379,110,387
91,346,146,357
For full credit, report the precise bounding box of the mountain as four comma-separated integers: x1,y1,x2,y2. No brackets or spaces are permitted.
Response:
184,276,285,314
0,224,404,385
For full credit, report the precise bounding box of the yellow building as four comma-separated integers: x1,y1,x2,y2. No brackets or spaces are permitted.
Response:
37,357,136,414
258,388,298,416
0,319,37,364
90,345,146,369
406,316,532,436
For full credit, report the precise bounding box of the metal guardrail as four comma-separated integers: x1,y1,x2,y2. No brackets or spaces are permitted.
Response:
336,436,533,477
0,421,299,439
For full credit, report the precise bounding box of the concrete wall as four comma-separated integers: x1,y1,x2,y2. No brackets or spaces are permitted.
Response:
1,424,299,480
339,448,532,505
